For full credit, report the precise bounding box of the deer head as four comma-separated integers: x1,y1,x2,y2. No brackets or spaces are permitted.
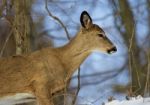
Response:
78,11,117,54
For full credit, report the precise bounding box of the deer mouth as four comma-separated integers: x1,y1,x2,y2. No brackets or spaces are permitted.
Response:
107,46,117,54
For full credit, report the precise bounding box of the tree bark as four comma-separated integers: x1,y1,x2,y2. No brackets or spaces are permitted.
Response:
12,0,32,55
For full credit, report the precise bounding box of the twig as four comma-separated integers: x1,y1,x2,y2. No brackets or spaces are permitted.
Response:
144,51,150,96
72,67,81,105
128,24,135,52
128,24,136,95
0,30,13,57
45,0,70,40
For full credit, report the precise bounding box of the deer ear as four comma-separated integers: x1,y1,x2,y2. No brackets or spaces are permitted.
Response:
80,11,93,29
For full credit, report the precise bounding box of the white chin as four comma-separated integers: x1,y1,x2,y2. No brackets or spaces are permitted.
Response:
92,49,106,53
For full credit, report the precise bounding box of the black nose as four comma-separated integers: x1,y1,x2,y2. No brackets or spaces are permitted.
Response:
107,46,117,54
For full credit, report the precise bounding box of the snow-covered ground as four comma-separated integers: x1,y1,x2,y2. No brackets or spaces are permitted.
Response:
105,96,150,105
0,94,150,105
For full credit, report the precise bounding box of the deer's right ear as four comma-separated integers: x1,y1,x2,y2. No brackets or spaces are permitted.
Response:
80,11,93,29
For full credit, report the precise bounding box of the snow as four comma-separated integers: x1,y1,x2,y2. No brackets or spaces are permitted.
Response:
105,96,150,105
0,94,150,105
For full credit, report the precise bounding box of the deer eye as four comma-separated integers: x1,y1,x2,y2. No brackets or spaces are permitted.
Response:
97,33,104,37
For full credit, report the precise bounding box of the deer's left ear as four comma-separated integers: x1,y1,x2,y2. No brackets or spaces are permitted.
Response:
80,11,93,29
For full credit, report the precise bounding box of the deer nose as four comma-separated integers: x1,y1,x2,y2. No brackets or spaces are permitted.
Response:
107,46,117,54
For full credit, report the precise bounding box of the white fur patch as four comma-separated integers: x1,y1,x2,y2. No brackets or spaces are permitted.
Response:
0,93,36,105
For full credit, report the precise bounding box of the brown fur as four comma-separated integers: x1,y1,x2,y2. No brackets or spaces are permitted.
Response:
0,11,116,105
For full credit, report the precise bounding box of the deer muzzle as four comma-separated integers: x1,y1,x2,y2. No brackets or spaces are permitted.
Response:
107,46,117,54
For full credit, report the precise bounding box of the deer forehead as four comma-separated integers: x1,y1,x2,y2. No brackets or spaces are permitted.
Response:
82,24,105,34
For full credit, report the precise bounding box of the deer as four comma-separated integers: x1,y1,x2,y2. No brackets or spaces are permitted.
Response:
0,11,117,105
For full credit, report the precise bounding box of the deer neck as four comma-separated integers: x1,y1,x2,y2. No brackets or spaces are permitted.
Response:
58,32,91,79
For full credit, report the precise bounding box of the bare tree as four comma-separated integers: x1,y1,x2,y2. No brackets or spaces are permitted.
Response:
110,0,150,96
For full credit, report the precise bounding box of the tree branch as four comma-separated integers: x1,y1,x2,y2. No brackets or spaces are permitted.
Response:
45,0,70,40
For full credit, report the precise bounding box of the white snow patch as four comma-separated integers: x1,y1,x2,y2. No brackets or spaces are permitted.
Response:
105,96,150,105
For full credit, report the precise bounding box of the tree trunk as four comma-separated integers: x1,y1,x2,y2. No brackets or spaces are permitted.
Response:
118,0,148,95
12,0,32,55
